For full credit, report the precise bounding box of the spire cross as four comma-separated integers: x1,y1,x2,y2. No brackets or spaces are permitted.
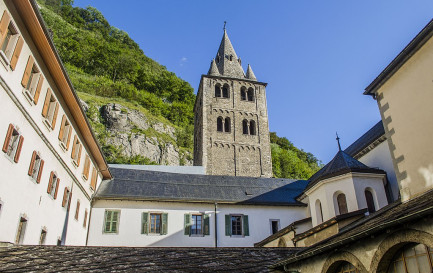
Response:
223,21,226,31
336,132,342,151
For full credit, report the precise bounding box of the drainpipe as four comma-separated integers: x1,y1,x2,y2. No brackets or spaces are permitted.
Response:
214,202,218,248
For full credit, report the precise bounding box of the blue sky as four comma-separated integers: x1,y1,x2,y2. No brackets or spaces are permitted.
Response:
74,0,433,164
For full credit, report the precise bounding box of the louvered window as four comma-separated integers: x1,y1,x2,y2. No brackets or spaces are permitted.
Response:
104,210,120,233
0,10,23,70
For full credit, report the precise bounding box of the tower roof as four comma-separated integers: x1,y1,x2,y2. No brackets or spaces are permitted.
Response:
208,59,220,76
213,29,246,79
246,64,257,81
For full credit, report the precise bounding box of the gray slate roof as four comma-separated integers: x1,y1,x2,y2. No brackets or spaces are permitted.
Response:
0,246,301,273
344,121,385,158
96,167,308,206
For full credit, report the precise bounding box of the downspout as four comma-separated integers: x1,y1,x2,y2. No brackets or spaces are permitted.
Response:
214,202,218,248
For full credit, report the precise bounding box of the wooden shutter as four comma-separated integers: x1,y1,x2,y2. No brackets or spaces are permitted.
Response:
42,88,51,117
90,167,97,190
71,135,77,159
141,212,148,234
47,171,54,194
66,127,72,150
243,215,249,236
2,123,13,153
33,75,44,104
203,214,210,235
28,151,36,176
75,200,80,220
161,213,168,235
54,178,60,199
36,160,44,184
83,210,88,228
58,115,66,141
14,135,24,163
104,211,111,233
112,211,119,233
62,187,68,207
76,144,82,166
10,36,23,71
51,102,59,129
67,191,72,211
21,56,34,87
83,156,90,179
0,11,11,45
184,214,191,235
225,215,231,236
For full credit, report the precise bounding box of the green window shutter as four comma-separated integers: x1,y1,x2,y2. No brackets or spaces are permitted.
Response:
203,214,210,235
141,212,148,235
112,211,119,233
161,213,168,235
104,211,111,233
243,215,249,236
225,215,231,236
184,214,191,235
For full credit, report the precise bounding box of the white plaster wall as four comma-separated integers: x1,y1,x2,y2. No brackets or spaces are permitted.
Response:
358,141,398,201
353,175,388,212
307,175,358,226
88,200,307,247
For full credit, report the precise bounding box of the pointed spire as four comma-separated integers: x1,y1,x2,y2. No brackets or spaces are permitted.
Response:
246,64,257,81
208,59,220,76
214,28,245,78
336,132,342,151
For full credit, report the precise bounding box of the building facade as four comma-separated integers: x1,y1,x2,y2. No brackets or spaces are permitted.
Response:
193,29,273,177
0,0,110,246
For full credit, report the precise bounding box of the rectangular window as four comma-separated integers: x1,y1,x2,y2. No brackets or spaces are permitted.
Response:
141,212,168,235
150,213,161,234
15,217,27,244
71,135,82,166
47,171,60,199
191,214,202,235
225,214,249,237
21,56,43,104
82,155,90,180
41,88,59,129
74,200,80,220
39,229,47,245
0,10,23,70
83,209,88,228
58,115,72,150
270,219,280,234
61,187,70,208
2,124,24,163
104,210,120,233
231,215,242,236
28,151,44,183
90,167,98,190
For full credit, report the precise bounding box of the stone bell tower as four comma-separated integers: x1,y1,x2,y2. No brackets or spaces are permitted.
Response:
193,28,272,177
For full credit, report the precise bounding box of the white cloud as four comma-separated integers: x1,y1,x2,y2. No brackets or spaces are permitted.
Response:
180,57,187,66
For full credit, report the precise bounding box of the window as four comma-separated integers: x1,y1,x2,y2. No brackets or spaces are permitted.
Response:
229,55,233,61
222,84,229,98
217,117,223,132
21,56,44,105
2,123,23,163
225,214,249,237
28,151,44,183
336,262,360,273
242,119,249,135
74,200,80,220
47,171,60,199
0,11,23,70
90,167,98,190
184,213,210,236
15,217,27,244
104,210,120,233
215,84,221,97
365,189,376,213
247,88,254,101
141,212,168,235
71,135,82,166
61,187,71,208
270,220,280,234
42,88,59,129
249,120,256,135
387,244,433,273
82,155,90,180
315,199,323,224
224,117,231,133
337,193,348,215
39,229,47,245
83,209,88,228
240,87,247,101
58,115,72,150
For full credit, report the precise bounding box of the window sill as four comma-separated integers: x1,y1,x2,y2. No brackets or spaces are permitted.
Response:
59,141,67,152
0,51,10,71
102,232,119,235
72,160,79,168
43,118,53,131
3,152,16,164
82,174,88,182
189,234,205,237
230,235,245,238
22,89,35,106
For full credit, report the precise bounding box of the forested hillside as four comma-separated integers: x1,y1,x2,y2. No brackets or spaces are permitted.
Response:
38,0,321,179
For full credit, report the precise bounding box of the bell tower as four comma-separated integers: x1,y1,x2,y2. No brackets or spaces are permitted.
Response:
193,28,272,177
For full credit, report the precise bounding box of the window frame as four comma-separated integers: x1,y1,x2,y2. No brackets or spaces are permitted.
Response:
190,214,203,236
231,214,243,236
270,219,280,235
103,210,120,234
47,171,60,199
141,212,168,235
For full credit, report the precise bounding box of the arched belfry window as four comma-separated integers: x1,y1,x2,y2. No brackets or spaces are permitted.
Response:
242,120,249,135
222,84,229,98
315,199,323,224
365,189,376,213
249,120,256,135
215,84,221,97
337,193,348,215
224,117,231,133
217,117,223,132
247,88,254,101
241,87,247,101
